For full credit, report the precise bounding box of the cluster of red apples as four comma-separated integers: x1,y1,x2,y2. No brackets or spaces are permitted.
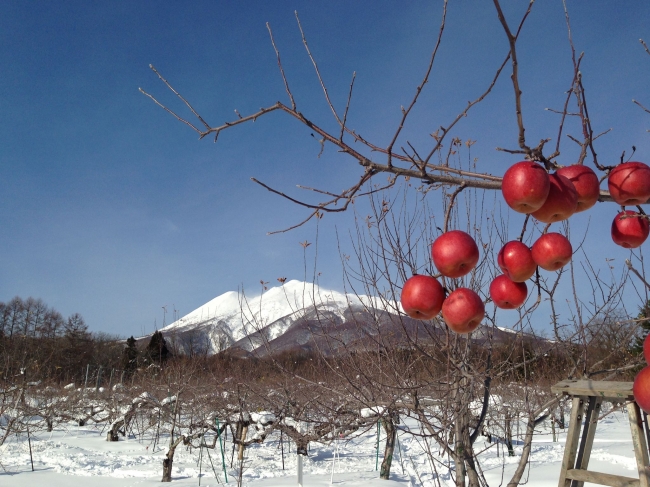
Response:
401,160,650,335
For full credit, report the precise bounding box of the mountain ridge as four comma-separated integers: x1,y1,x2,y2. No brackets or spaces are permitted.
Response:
152,280,542,357
159,280,380,354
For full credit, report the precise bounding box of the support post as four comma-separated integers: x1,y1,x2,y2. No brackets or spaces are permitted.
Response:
573,397,602,487
627,401,650,487
95,366,102,392
26,423,34,471
375,421,380,471
198,434,204,486
330,430,339,486
558,396,587,487
281,430,285,470
216,418,228,484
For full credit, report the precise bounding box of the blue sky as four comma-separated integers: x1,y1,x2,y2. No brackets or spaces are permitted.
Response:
1,1,649,337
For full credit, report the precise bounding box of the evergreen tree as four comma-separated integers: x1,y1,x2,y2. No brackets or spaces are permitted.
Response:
146,330,170,365
122,336,139,377
62,313,92,373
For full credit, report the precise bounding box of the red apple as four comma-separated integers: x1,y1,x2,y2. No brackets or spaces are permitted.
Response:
608,162,650,206
644,334,650,364
441,288,484,334
489,275,528,309
531,173,578,223
556,164,600,212
611,210,650,249
497,241,536,282
431,230,479,278
634,366,650,414
531,233,572,272
400,275,445,320
501,161,550,214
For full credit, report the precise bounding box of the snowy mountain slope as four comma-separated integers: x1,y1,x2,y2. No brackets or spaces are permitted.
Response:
157,279,545,357
160,280,385,354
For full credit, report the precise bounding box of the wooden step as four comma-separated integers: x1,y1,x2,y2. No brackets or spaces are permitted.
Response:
565,469,639,487
551,380,633,401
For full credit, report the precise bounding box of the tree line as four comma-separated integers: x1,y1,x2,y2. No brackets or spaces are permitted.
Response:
1,294,645,387
0,296,172,385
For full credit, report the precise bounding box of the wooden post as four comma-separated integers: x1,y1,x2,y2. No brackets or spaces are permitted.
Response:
627,401,650,487
643,413,650,458
558,396,586,487
573,397,603,487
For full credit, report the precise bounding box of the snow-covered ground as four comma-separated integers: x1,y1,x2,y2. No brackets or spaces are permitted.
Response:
0,407,641,487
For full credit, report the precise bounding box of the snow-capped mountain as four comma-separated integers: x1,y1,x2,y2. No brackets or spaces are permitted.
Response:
159,280,390,355
155,279,540,357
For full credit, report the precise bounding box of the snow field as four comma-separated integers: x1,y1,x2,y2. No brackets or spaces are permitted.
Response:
0,405,642,487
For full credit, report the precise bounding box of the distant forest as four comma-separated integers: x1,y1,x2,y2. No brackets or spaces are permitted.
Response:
0,296,176,386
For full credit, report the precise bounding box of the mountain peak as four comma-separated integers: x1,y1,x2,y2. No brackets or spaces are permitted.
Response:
161,280,360,338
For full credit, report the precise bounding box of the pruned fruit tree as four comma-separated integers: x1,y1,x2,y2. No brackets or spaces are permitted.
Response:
142,1,650,485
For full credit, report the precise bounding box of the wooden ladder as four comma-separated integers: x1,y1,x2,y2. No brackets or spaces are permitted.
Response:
551,379,650,487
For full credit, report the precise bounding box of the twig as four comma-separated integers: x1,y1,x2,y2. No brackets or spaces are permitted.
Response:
295,186,343,198
253,168,376,233
546,108,580,116
149,64,211,130
139,88,203,135
551,2,584,160
295,11,341,125
201,104,283,141
340,72,356,142
268,211,320,235
443,183,467,233
593,128,612,141
252,178,331,211
578,75,607,170
626,259,650,291
641,39,650,56
517,215,530,242
267,23,296,110
634,99,650,115
425,163,503,182
492,0,536,153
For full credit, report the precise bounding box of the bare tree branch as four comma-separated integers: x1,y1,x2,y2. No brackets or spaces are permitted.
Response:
148,64,211,131
340,71,356,142
295,11,342,126
139,87,203,135
267,23,296,111
492,0,536,155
